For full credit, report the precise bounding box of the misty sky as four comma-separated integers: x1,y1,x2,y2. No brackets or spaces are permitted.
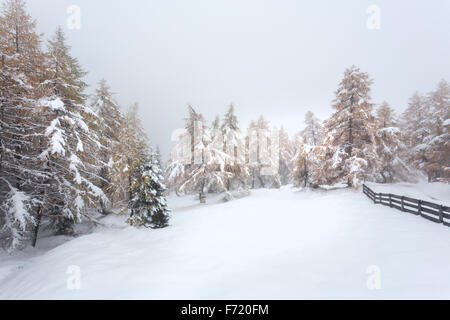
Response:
25,0,450,158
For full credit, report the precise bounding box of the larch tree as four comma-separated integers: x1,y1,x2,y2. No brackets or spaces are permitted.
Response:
221,103,248,190
0,0,48,250
109,103,147,207
91,79,123,211
166,105,206,196
38,27,106,236
374,101,411,183
278,126,295,185
400,92,434,180
301,111,322,146
293,111,323,188
320,65,378,188
246,115,280,189
181,106,229,202
421,80,450,181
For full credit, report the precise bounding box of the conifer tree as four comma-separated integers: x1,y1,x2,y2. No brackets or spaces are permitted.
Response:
293,112,323,188
181,106,227,202
400,92,434,180
301,111,322,145
422,80,450,182
0,0,48,249
374,102,411,183
109,103,147,206
39,27,106,235
91,79,123,209
127,151,170,229
221,103,248,190
246,115,280,189
320,66,378,188
278,126,295,185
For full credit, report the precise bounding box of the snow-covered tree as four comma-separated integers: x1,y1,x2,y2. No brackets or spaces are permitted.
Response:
181,106,230,202
374,102,412,183
0,179,34,251
0,0,48,249
293,112,324,188
109,103,147,207
91,79,123,210
38,27,106,235
221,104,248,190
422,80,449,182
402,80,450,182
166,105,241,201
278,126,295,185
400,92,434,180
320,66,378,188
300,111,322,146
246,115,280,189
127,151,169,229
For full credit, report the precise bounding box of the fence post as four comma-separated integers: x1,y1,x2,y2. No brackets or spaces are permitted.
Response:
418,200,422,215
439,205,444,224
401,196,404,212
389,194,392,207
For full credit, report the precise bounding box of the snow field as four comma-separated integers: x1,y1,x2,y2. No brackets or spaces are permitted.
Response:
1,184,450,299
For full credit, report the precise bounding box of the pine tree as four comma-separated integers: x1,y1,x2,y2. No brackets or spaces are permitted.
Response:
321,66,378,188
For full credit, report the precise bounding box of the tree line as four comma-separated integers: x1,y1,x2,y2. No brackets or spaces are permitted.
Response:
166,66,449,200
0,0,169,251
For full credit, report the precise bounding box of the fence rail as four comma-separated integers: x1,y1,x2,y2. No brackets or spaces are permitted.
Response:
362,184,450,227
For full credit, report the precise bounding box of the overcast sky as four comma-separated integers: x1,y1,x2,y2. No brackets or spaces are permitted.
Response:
26,0,450,158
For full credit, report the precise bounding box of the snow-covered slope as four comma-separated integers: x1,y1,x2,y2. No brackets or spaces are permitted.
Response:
1,186,450,299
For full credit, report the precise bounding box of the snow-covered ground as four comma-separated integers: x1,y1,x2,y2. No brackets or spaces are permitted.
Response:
1,183,450,300
365,181,450,206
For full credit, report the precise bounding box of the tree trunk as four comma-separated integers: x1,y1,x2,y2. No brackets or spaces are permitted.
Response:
31,205,44,248
199,178,206,203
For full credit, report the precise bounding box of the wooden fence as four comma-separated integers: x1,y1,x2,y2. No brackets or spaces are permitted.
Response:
362,184,450,226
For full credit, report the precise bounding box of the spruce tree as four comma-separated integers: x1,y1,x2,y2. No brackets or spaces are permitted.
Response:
127,151,170,229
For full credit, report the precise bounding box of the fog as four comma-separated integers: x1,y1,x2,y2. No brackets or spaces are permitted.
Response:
26,0,450,158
